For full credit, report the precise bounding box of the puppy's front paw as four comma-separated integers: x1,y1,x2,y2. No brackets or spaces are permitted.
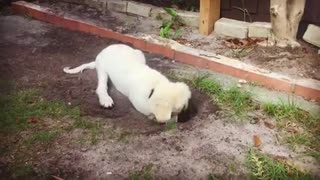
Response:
147,114,155,120
99,96,114,108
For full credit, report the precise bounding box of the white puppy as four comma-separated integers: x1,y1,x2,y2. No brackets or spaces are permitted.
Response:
63,44,191,123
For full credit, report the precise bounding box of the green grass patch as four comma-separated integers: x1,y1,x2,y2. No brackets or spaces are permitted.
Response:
116,131,135,144
307,151,320,162
73,118,103,145
0,89,80,134
25,130,60,145
247,149,314,180
263,100,319,131
262,100,308,123
262,99,320,156
192,76,253,117
285,133,312,149
285,133,320,161
131,164,154,180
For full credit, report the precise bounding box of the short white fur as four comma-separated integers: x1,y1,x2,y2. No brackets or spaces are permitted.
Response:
63,44,191,123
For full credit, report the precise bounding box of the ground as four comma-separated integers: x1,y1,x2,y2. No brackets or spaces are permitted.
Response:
0,13,319,180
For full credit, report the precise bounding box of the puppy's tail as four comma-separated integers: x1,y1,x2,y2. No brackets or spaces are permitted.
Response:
63,61,96,74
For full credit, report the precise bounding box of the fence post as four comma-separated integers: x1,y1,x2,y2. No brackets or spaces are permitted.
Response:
199,0,221,35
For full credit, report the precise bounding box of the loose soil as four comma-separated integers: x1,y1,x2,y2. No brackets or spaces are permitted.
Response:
0,15,319,179
36,1,320,80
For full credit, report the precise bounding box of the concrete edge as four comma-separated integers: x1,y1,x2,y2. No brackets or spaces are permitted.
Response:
11,1,320,101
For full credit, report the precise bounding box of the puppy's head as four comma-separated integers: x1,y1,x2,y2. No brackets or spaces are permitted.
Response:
149,82,191,123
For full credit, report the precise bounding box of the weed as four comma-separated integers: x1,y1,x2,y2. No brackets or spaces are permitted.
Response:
159,8,183,39
0,89,80,134
165,120,177,131
247,149,313,180
131,164,154,180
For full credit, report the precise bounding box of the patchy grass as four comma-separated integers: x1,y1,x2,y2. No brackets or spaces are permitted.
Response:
285,133,312,149
263,99,320,158
262,99,308,123
131,164,154,180
192,76,253,117
25,130,60,145
73,118,103,145
166,71,320,160
247,149,314,180
116,131,136,144
285,132,320,161
262,100,319,135
207,174,220,180
11,164,35,179
0,89,80,134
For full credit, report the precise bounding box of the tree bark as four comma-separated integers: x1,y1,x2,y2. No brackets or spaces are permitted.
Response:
267,0,306,48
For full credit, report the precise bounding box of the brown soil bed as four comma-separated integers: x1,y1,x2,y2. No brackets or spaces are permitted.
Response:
35,1,320,80
0,15,220,179
0,16,217,136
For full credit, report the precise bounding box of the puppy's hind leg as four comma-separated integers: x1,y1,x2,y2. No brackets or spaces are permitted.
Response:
96,68,114,108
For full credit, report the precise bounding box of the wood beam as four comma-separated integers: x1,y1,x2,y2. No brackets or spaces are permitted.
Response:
199,0,221,35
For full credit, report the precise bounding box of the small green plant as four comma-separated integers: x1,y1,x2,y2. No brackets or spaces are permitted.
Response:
247,149,313,180
165,120,177,131
159,8,183,39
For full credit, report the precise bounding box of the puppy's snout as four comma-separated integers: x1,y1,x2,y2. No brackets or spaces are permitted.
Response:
171,114,178,122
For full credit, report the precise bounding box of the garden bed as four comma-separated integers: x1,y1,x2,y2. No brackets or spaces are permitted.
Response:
37,0,320,81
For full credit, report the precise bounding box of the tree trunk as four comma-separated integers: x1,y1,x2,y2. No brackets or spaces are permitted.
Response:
268,0,306,48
